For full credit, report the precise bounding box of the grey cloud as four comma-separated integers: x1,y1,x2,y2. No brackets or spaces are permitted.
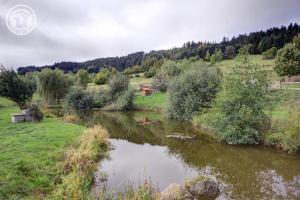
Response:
1,0,300,68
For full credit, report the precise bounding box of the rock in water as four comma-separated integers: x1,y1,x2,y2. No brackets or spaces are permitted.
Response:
166,134,196,140
160,183,183,200
185,176,220,200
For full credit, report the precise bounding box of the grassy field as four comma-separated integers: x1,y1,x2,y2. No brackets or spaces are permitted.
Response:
0,97,16,108
129,76,153,90
0,105,84,199
134,92,167,110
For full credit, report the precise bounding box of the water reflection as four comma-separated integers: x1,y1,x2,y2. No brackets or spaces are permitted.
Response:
84,111,300,200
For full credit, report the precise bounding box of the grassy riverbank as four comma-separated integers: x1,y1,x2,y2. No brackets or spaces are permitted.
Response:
0,100,110,199
0,106,84,199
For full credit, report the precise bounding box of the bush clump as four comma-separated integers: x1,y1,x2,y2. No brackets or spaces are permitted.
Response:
200,53,277,144
94,69,109,85
109,73,129,100
274,39,300,77
168,65,222,121
262,47,277,59
144,67,156,78
64,87,94,114
153,60,181,92
28,104,44,122
104,89,134,111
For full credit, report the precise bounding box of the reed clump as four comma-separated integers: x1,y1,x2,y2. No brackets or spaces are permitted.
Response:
51,125,110,200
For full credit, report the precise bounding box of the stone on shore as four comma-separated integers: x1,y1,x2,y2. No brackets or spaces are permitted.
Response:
185,176,220,200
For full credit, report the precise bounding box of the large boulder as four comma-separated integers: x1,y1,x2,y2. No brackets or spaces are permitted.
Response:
185,176,220,200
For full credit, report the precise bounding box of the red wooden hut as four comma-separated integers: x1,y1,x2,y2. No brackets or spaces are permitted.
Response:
140,85,152,96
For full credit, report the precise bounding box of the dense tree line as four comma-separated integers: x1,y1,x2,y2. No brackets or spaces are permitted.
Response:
18,23,300,75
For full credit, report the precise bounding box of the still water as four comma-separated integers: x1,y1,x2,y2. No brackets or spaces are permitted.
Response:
83,111,300,200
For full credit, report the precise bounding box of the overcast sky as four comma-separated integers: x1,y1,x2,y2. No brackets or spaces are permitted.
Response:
1,0,300,69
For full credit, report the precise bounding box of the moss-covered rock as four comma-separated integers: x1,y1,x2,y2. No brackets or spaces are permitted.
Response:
185,176,220,200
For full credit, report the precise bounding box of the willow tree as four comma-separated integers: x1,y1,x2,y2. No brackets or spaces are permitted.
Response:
37,69,72,104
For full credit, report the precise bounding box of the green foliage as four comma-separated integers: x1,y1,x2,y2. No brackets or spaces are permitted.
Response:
293,33,300,50
210,48,223,65
258,37,272,53
28,104,44,122
210,54,217,65
94,68,109,85
123,65,144,75
144,67,156,78
0,66,34,109
168,65,222,121
92,90,110,108
64,87,93,114
153,60,181,92
37,69,72,105
109,73,129,100
105,89,134,111
262,47,277,59
215,48,223,61
274,43,300,77
205,50,211,61
200,56,276,144
224,46,235,59
265,114,300,154
141,56,163,71
75,69,89,88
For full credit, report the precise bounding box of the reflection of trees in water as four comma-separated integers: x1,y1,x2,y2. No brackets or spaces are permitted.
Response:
82,111,300,200
256,170,300,200
166,140,300,199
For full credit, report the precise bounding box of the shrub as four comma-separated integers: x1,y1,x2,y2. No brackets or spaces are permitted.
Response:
28,104,44,122
144,67,156,78
94,69,109,85
262,47,277,59
75,69,89,88
205,50,211,61
0,66,35,109
274,43,300,77
104,89,134,111
108,73,129,100
293,33,300,51
168,65,222,121
224,46,236,59
210,48,223,65
92,90,110,108
64,87,93,114
200,54,277,144
153,60,181,92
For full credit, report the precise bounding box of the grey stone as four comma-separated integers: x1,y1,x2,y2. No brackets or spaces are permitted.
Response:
185,176,220,200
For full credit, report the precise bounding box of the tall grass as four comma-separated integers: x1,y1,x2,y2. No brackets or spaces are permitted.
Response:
51,125,110,199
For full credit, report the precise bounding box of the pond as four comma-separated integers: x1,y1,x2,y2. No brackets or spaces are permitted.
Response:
83,111,300,200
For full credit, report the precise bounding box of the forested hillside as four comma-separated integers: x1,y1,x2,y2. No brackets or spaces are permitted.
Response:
18,23,300,75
